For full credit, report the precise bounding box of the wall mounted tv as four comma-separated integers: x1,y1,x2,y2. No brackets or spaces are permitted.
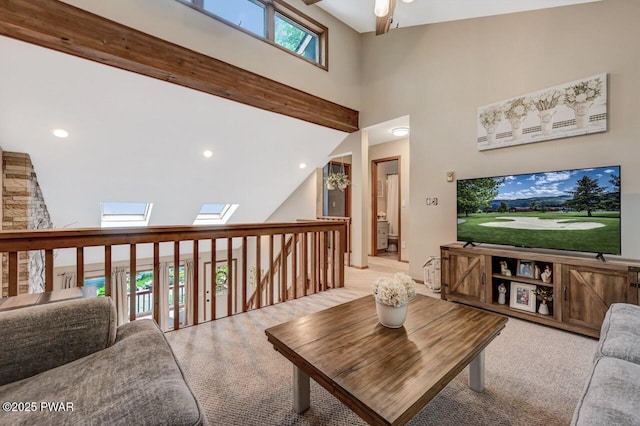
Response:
457,165,621,256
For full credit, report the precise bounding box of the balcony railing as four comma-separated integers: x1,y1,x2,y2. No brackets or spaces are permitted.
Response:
0,221,346,331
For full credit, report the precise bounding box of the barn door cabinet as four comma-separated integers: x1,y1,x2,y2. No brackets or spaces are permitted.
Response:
440,243,639,338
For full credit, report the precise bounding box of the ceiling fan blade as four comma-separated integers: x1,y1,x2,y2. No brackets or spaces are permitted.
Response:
301,0,322,4
375,0,397,35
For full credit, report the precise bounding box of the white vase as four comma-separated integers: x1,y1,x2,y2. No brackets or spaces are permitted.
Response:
538,109,556,135
538,301,550,316
375,302,408,328
337,182,348,190
509,118,524,140
326,182,336,191
572,101,592,129
485,124,496,143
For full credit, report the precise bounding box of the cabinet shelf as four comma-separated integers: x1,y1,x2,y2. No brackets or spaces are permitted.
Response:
491,274,554,288
441,243,639,338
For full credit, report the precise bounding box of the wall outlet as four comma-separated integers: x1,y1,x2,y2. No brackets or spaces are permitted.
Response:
402,241,406,249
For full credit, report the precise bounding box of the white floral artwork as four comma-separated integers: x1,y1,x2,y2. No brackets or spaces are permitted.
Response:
477,73,607,151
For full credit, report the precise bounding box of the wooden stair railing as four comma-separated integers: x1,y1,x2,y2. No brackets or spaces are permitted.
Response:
0,221,346,331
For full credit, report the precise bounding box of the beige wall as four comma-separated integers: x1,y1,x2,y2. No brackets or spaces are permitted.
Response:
369,138,410,262
360,0,640,278
60,0,362,110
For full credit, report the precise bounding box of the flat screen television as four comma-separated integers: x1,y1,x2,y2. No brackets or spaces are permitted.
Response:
457,165,621,256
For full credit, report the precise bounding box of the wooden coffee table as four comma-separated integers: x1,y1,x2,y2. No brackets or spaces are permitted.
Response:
265,294,507,425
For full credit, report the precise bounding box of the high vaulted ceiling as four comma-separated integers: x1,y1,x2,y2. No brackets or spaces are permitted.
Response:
0,36,347,229
310,0,601,33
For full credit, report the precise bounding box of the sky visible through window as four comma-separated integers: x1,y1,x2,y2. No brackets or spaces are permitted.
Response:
102,202,149,216
202,0,266,36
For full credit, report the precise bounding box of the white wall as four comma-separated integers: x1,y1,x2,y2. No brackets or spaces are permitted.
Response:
59,0,362,110
267,169,319,222
359,0,640,279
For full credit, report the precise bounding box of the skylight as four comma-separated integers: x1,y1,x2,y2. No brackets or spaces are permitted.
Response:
193,203,238,225
101,202,153,228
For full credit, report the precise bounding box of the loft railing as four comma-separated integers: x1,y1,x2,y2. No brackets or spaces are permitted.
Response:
0,221,346,331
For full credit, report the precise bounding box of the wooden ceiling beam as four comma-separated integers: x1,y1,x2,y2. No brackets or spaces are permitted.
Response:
375,0,397,36
0,0,359,133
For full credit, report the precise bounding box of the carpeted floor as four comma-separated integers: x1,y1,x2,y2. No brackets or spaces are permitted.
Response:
166,258,596,425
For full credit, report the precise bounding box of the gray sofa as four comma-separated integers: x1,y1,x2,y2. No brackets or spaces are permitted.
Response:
571,303,640,425
0,297,207,425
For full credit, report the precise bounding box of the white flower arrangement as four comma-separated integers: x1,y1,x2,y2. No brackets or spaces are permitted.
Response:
479,106,503,128
326,172,350,190
372,272,416,307
503,97,532,121
564,78,603,107
531,90,563,111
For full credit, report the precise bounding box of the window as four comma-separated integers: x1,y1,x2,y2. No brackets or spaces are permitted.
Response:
193,203,238,225
100,202,153,228
177,0,327,68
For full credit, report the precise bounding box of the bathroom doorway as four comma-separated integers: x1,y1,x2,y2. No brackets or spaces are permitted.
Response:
372,157,401,260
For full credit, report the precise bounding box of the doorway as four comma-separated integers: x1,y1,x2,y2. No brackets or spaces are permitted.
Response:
372,157,401,260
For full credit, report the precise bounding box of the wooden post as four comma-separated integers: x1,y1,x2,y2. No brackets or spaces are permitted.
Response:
173,241,180,330
227,237,233,316
193,240,199,325
129,245,137,322
76,247,84,286
8,252,18,296
242,236,247,313
211,238,216,321
45,249,54,292
153,243,160,325
104,245,112,297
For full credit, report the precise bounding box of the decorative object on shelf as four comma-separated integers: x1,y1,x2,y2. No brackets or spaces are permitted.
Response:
536,287,553,316
534,264,541,280
372,272,416,328
477,73,607,151
541,265,552,284
326,158,350,191
509,282,537,313
497,283,507,305
517,259,535,279
499,260,512,276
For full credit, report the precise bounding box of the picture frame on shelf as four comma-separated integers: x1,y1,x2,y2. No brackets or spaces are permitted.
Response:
517,259,535,278
509,282,537,313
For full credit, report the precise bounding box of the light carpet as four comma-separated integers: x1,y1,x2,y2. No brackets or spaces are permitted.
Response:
166,258,596,425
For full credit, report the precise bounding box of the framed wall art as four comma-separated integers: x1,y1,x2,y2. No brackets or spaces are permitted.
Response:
477,73,607,151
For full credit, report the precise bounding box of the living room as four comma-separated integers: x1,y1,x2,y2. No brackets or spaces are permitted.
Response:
1,0,639,425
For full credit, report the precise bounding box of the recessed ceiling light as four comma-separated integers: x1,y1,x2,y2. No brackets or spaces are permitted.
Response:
203,150,213,158
52,128,69,138
402,0,415,3
391,127,410,137
299,163,307,169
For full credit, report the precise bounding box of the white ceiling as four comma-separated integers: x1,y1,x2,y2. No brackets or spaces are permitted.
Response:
313,0,601,33
0,36,347,229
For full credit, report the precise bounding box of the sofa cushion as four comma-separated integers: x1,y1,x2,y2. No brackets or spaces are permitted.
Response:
0,297,117,386
0,319,206,426
571,356,640,426
596,303,640,364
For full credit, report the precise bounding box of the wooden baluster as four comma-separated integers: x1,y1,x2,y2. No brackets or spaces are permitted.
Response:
302,233,308,297
256,236,262,309
338,228,345,288
281,234,287,303
331,230,336,289
153,242,160,325
105,245,112,297
311,233,317,294
269,235,274,305
242,236,247,313
174,241,180,330
292,234,298,300
45,249,54,292
193,240,199,325
211,238,216,321
322,232,329,291
76,247,84,287
129,245,136,322
8,252,18,296
227,237,233,316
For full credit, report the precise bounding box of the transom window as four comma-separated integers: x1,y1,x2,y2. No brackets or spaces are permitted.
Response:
177,0,327,69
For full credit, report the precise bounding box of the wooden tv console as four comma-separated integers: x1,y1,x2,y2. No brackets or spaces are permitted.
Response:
440,243,640,338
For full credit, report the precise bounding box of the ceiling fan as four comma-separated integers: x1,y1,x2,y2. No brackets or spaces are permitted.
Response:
302,0,411,36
